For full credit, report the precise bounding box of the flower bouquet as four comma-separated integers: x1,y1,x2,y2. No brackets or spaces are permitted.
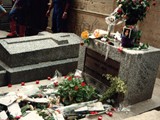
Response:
57,74,99,105
115,0,156,47
116,0,154,25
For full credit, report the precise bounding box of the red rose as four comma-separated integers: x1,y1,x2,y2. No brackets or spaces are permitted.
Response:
54,81,59,87
21,82,25,86
106,112,113,117
68,76,72,81
81,82,86,87
98,116,102,120
36,80,40,84
90,111,98,115
118,47,123,53
8,84,12,87
74,86,79,90
15,116,21,119
47,76,51,80
117,9,122,14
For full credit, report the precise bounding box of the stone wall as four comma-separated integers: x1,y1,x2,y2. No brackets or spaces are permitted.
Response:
139,1,160,78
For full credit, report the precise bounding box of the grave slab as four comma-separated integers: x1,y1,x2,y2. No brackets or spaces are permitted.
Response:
0,32,81,85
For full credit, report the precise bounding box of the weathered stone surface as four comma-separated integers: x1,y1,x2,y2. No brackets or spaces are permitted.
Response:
81,39,160,105
0,65,6,86
0,32,81,85
0,32,80,67
7,58,78,84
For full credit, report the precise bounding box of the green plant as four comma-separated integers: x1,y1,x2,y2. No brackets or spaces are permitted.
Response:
57,74,99,105
100,74,127,102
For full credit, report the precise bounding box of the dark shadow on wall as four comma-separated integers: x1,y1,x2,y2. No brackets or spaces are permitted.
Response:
0,0,49,36
26,0,49,36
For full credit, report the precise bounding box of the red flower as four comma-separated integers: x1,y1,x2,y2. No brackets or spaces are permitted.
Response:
36,80,40,84
21,82,25,86
81,82,86,87
117,8,122,14
106,112,113,117
68,76,72,81
98,116,102,120
47,76,51,80
54,81,59,87
15,116,21,119
8,84,12,87
74,86,79,90
90,111,98,115
118,47,123,53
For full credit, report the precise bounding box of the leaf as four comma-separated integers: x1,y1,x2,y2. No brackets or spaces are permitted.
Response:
69,83,75,87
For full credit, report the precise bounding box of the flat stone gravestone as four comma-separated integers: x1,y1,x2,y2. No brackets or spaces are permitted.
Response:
0,31,81,85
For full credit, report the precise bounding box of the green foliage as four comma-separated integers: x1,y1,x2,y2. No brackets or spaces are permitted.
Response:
116,0,150,22
57,74,99,105
38,110,55,120
100,74,127,102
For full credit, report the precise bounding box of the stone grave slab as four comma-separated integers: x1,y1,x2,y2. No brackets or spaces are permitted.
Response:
0,31,81,85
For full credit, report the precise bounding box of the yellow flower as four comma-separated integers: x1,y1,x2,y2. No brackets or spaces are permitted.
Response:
81,30,89,39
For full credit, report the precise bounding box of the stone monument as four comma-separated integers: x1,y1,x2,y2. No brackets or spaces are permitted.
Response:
0,31,81,86
82,39,160,105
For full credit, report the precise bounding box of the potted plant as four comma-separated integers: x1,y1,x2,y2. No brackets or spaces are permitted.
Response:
100,74,127,107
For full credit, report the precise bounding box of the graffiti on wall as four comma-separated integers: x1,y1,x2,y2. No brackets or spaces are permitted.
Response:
69,14,107,35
